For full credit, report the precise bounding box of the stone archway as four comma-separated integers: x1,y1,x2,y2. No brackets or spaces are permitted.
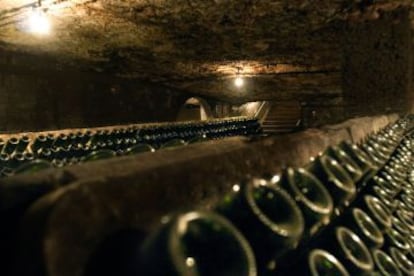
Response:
176,97,213,121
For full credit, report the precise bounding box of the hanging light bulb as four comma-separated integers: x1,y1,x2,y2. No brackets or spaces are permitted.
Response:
28,9,51,35
234,67,245,88
27,1,51,35
234,76,244,87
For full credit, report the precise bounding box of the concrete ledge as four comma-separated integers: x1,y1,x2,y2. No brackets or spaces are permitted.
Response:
1,113,398,276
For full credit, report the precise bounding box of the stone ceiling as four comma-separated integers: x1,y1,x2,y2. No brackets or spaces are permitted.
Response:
0,0,411,103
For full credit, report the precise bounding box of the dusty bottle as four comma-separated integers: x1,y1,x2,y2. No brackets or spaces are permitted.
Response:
343,208,384,249
125,144,155,155
305,249,350,276
364,184,398,212
45,133,55,148
339,141,376,174
325,146,363,182
395,210,414,233
361,144,387,167
161,139,187,149
0,153,10,168
389,247,414,276
0,138,5,153
3,137,19,155
383,228,411,254
216,178,304,273
369,176,400,197
355,195,392,231
307,155,356,207
372,249,402,276
83,149,116,162
392,215,411,237
140,211,257,276
31,135,48,153
277,167,333,236
15,135,30,153
53,133,69,147
323,227,374,275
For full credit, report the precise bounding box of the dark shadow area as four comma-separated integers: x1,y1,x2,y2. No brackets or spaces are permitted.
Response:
83,229,147,276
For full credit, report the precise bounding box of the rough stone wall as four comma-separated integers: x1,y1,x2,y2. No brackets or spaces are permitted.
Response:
0,54,190,133
301,97,345,128
343,6,412,116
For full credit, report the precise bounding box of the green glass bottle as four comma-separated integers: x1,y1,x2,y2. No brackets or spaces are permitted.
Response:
15,135,30,153
10,153,25,169
23,152,34,162
395,210,414,233
356,195,392,231
0,138,5,153
383,164,407,182
83,130,93,145
307,155,356,207
400,195,414,212
45,133,55,147
339,141,377,174
325,146,363,182
53,133,69,147
407,238,414,264
379,170,404,187
161,139,187,149
383,229,411,254
367,176,399,198
3,137,19,155
125,144,155,155
31,135,48,154
362,144,386,167
216,178,304,274
75,131,86,144
327,227,374,274
372,249,402,276
83,149,116,162
375,192,398,213
140,211,257,276
366,140,392,160
38,148,52,161
389,247,414,275
392,216,411,237
0,153,10,168
307,249,350,276
277,167,333,236
395,200,412,215
343,208,384,249
187,135,208,144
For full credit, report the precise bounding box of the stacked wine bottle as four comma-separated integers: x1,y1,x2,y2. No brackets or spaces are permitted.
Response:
131,117,414,276
0,117,261,177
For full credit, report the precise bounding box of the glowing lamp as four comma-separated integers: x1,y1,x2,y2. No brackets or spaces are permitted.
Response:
234,76,244,87
28,9,51,35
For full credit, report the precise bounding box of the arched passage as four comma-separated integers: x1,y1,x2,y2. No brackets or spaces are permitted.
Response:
176,97,213,121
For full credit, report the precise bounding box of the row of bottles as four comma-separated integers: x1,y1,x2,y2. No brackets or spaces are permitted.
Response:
0,117,262,177
86,116,414,276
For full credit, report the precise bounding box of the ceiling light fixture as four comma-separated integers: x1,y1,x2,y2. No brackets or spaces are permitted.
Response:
234,67,244,88
27,0,51,35
234,76,244,87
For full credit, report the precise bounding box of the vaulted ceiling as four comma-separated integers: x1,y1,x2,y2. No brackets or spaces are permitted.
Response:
0,0,411,103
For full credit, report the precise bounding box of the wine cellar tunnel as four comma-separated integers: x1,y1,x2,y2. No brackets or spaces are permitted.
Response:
0,1,414,276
